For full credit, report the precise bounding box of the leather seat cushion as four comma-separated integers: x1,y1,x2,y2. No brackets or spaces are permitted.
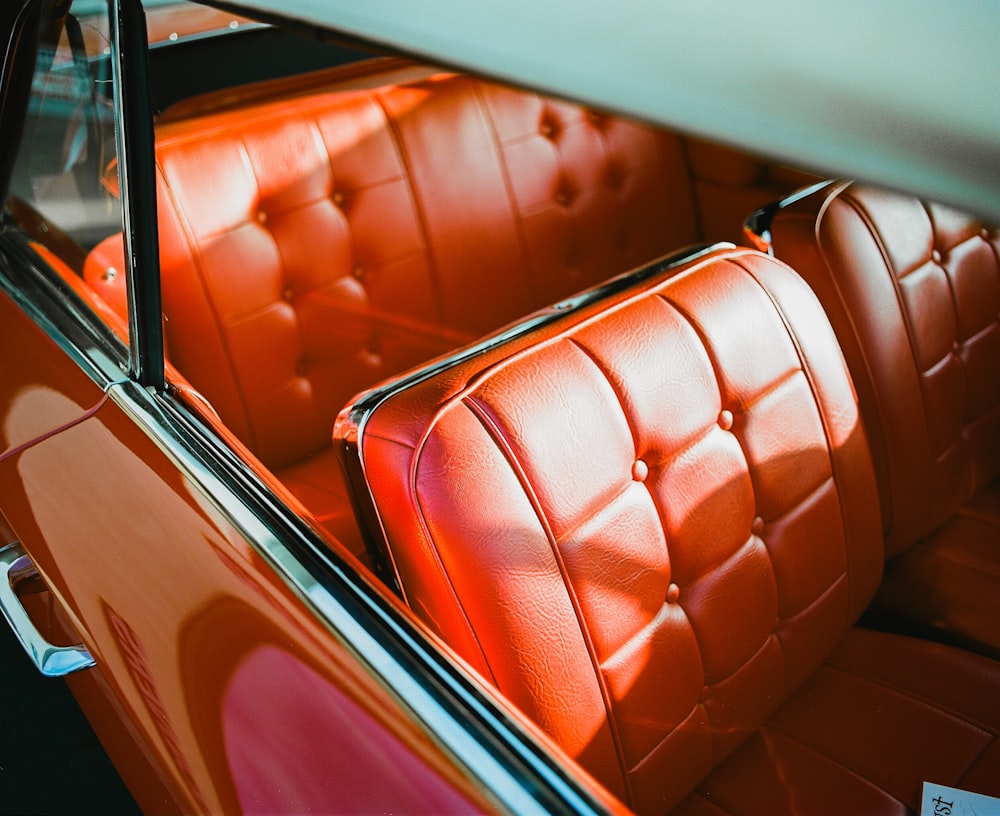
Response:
874,483,1000,658
675,627,1000,814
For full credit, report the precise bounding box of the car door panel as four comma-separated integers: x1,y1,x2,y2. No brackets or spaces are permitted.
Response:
0,266,496,814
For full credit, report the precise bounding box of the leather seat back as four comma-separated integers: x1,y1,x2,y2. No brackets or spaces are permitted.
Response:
86,68,698,469
334,246,883,811
758,182,1000,556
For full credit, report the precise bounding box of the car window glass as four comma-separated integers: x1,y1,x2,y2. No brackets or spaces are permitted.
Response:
8,4,119,261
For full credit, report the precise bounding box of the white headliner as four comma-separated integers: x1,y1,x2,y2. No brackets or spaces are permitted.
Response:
231,0,999,221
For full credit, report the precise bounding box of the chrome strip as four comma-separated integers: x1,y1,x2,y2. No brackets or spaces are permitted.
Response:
743,179,837,255
106,378,611,816
335,242,732,592
110,0,165,390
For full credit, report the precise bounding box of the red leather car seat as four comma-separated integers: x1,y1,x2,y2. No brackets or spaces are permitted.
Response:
755,181,1000,656
334,245,1000,812
80,60,817,564
84,65,708,560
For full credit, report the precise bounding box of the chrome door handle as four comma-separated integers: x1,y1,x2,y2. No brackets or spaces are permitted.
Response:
0,543,95,677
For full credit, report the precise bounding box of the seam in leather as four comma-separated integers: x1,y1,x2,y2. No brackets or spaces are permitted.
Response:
956,482,1000,526
372,86,448,327
158,156,261,454
473,82,542,306
727,255,860,634
543,465,638,550
694,546,778,666
839,192,940,466
776,569,847,630
782,662,998,803
741,723,911,812
239,129,317,451
681,787,734,815
564,336,642,457
460,389,637,808
910,531,1000,576
557,334,714,685
821,659,998,737
739,365,801,414
372,427,499,683
800,195,899,538
626,700,711,790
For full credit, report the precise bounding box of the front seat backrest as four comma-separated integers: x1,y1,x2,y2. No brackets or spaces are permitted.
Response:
334,245,883,811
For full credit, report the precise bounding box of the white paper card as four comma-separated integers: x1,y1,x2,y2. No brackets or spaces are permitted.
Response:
921,782,1000,816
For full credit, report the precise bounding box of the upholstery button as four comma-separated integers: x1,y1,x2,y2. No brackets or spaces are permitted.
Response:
587,111,603,127
556,188,572,207
332,191,345,206
282,286,294,301
352,265,366,281
296,358,309,377
256,210,268,225
952,342,962,356
982,228,991,240
751,516,765,536
101,266,117,282
632,459,649,482
540,120,555,138
931,249,942,264
666,583,680,604
719,409,734,431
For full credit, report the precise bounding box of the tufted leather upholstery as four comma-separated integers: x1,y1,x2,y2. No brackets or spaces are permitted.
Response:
335,245,1000,812
759,182,1000,655
82,63,809,560
88,67,702,460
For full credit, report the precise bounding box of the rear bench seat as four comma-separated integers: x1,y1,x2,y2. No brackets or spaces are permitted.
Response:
332,244,1000,813
83,59,813,562
751,182,1000,657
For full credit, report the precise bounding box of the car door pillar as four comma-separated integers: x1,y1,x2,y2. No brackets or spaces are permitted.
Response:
108,0,164,390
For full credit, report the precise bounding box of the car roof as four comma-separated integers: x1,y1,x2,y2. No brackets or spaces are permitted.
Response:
222,0,1000,223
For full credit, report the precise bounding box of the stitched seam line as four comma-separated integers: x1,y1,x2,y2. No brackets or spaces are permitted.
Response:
159,153,261,455
373,87,448,328
461,388,637,809
824,656,998,736
473,80,538,305
743,723,912,810
727,256,859,639
398,426,498,686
